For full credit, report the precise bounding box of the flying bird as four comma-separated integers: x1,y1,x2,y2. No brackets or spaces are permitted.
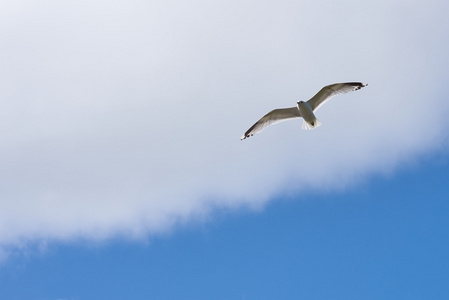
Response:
241,82,367,140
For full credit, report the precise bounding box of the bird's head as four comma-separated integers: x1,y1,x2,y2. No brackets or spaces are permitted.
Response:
297,101,304,104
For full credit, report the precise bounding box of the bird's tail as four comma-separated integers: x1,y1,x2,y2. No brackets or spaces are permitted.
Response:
302,119,322,130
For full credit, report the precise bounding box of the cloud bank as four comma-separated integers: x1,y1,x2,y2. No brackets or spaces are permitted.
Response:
1,0,449,253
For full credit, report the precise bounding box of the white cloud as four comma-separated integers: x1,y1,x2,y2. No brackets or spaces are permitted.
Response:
1,0,449,254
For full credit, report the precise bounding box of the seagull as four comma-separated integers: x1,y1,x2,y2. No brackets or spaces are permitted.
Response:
241,82,367,140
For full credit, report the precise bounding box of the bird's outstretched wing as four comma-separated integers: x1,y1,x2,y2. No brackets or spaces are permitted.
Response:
241,107,301,140
307,82,367,112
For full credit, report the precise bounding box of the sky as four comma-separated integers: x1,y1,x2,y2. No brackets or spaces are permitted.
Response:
1,0,449,299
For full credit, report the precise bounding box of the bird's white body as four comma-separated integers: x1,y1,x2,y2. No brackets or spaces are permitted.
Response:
297,101,320,130
241,82,367,140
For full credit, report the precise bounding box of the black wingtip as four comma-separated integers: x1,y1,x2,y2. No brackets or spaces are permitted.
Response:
353,82,368,90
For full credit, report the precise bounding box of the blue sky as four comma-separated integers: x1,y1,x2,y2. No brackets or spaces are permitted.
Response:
1,0,449,299
2,157,449,299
